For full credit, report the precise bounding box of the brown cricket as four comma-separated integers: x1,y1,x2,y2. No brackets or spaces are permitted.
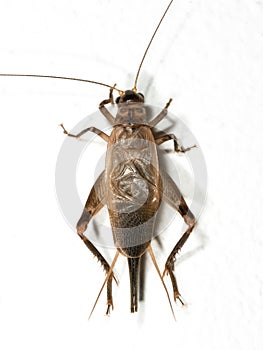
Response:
0,0,197,317
60,86,196,316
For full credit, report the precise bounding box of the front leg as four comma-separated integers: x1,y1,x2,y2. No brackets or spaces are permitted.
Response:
99,84,116,124
99,83,115,108
149,98,172,127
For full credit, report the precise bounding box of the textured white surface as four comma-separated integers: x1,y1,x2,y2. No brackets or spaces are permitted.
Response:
0,0,263,349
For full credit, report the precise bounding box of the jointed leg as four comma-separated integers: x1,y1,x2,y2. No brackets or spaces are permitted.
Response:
99,84,116,124
155,133,196,153
163,207,195,303
149,98,172,127
160,170,196,303
60,123,109,142
99,84,115,108
59,85,116,138
106,274,114,314
76,171,116,313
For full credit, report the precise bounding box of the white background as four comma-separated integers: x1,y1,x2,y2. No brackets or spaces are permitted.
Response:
0,0,263,349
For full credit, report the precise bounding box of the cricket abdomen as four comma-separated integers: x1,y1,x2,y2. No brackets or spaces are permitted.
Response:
107,162,160,257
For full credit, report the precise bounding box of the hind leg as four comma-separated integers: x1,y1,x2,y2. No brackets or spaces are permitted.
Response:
76,171,116,313
160,170,196,303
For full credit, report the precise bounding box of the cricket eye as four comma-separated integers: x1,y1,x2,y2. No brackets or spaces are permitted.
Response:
116,96,120,104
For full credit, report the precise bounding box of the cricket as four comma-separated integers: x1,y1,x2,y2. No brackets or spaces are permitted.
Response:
0,0,198,318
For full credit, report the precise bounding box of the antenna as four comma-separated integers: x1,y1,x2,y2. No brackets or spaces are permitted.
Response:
133,0,174,91
0,73,123,94
1,1,174,94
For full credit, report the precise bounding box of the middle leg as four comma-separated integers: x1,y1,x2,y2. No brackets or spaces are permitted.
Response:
60,123,109,142
155,133,196,153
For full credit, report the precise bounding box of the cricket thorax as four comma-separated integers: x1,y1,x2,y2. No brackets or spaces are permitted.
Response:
109,123,156,145
114,102,147,125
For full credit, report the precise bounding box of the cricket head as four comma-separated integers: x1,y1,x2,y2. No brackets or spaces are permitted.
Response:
114,90,147,125
116,90,144,104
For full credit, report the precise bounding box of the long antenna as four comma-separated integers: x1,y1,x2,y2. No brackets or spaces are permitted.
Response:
0,73,123,94
133,0,174,91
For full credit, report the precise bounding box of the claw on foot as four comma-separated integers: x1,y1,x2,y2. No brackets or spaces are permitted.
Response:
59,123,69,135
106,301,114,316
174,292,186,306
182,144,197,153
175,144,197,153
